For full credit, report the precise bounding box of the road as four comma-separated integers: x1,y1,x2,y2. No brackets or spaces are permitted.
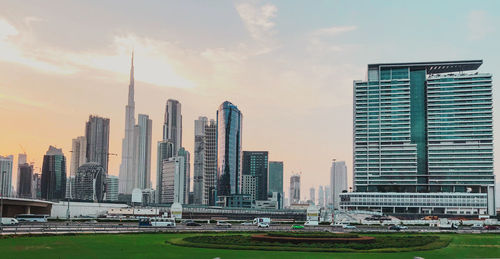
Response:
1,222,499,235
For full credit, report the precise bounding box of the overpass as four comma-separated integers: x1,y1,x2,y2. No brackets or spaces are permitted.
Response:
0,197,53,217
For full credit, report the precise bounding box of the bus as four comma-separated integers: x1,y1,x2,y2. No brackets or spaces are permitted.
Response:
139,217,176,228
15,214,49,222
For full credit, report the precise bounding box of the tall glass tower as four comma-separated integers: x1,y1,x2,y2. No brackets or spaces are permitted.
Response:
347,60,495,215
216,101,243,197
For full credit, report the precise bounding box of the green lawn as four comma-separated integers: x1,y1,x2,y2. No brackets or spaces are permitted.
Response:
0,232,498,259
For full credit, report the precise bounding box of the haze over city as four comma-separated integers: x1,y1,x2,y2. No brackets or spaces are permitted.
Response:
1,0,500,201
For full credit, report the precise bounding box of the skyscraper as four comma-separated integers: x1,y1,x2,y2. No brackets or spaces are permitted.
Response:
85,115,110,173
105,175,119,201
163,99,182,154
268,161,283,195
330,160,347,209
156,140,175,203
193,116,208,204
74,162,105,202
134,114,152,190
289,174,300,204
345,60,496,216
203,119,217,205
70,136,87,178
160,156,185,204
217,101,243,199
178,147,190,203
309,187,316,204
0,155,13,197
41,146,66,201
119,53,136,195
242,151,268,201
318,186,324,207
18,163,33,198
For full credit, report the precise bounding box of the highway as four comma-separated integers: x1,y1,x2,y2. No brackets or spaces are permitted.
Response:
1,222,499,235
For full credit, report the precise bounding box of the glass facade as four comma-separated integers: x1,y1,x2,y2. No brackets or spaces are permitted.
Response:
41,146,67,201
242,151,268,200
268,161,284,195
217,101,243,197
354,60,494,193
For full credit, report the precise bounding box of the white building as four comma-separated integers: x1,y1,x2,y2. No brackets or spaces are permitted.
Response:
105,175,119,201
193,116,208,204
318,186,324,207
309,187,316,204
330,160,347,209
242,174,257,200
161,156,185,204
70,136,87,178
0,155,13,197
134,114,152,190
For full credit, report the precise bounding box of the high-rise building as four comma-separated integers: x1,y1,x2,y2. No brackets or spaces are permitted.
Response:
65,176,75,199
18,163,33,198
289,174,300,204
70,136,87,178
32,173,41,199
119,53,136,195
134,114,152,190
242,151,268,201
242,174,257,200
318,186,325,207
85,115,110,173
178,147,190,203
0,155,13,197
74,162,105,202
330,160,347,209
163,99,182,154
344,60,496,216
203,120,217,205
41,146,66,201
268,161,283,196
309,187,316,204
156,140,175,203
160,156,185,204
325,186,331,206
217,101,243,199
193,116,208,204
105,175,119,201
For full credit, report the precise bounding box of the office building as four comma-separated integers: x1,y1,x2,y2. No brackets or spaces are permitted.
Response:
203,120,217,205
0,155,13,197
70,136,87,178
289,174,300,204
65,176,75,199
178,147,190,203
105,175,119,201
41,146,67,201
134,114,152,190
156,140,175,203
160,156,185,204
74,162,105,202
345,60,496,215
242,174,257,200
119,53,136,195
325,186,331,206
318,186,325,207
193,116,208,204
242,151,268,201
17,163,33,198
217,101,243,200
32,173,41,199
330,160,347,209
163,99,182,154
309,187,315,204
268,161,283,196
85,115,110,173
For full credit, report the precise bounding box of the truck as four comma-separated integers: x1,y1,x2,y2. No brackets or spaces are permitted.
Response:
1,217,19,225
253,217,271,226
438,219,458,230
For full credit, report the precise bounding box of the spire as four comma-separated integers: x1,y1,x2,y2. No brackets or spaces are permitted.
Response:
128,51,134,106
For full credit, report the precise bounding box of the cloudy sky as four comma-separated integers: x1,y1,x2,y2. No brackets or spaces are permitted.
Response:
1,0,499,201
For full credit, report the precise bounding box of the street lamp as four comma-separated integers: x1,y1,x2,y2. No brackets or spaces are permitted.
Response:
1,170,6,232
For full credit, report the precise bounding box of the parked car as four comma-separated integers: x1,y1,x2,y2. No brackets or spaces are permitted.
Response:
216,221,232,228
185,221,201,227
291,224,304,229
342,224,357,229
483,225,498,230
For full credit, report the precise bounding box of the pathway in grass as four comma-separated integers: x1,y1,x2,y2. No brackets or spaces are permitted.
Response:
0,233,498,259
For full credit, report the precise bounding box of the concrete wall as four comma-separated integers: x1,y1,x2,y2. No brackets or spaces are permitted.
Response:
51,201,129,219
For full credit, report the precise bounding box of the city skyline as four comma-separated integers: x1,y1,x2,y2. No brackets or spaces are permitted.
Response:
2,1,500,200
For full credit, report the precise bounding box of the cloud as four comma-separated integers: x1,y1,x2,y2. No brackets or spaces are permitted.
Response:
467,10,494,40
311,25,357,37
235,2,277,42
307,25,357,53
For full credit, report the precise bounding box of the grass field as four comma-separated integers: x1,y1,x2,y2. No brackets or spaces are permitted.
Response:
0,232,498,259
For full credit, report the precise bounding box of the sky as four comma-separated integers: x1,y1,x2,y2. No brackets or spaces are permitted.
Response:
1,0,500,203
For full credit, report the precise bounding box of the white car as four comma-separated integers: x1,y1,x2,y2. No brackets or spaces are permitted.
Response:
216,221,232,228
342,224,357,229
258,222,269,228
240,221,253,226
1,218,19,225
